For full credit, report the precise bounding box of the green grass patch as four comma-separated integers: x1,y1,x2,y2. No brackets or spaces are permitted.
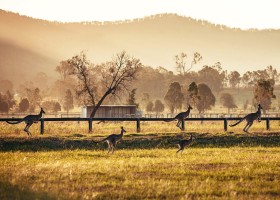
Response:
0,148,279,199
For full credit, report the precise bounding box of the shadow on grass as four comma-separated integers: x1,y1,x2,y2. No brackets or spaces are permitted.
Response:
0,181,56,200
0,133,279,152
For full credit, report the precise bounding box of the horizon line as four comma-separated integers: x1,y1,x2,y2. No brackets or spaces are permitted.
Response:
1,9,280,31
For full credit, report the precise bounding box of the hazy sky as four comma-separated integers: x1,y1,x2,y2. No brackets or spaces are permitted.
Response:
0,0,280,29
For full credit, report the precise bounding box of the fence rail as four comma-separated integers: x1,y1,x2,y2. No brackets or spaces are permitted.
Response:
1,117,280,134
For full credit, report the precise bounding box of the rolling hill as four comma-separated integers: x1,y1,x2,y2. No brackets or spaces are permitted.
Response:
0,9,280,86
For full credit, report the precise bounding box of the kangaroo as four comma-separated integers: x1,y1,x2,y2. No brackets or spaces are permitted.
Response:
6,107,46,136
165,105,192,130
229,104,262,133
168,133,193,154
94,126,126,154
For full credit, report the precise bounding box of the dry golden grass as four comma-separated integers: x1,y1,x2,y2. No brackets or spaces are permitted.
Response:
1,120,279,136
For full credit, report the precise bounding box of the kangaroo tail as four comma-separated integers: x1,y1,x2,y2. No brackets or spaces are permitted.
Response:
167,139,178,145
96,120,105,124
6,119,23,124
229,117,245,127
94,137,108,143
164,118,175,122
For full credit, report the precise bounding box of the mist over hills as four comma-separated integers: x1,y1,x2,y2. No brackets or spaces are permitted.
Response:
0,9,280,86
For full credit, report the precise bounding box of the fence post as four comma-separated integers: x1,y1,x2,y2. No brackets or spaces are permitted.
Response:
224,118,228,132
88,118,93,133
181,119,185,131
136,119,141,133
40,119,44,134
266,118,270,130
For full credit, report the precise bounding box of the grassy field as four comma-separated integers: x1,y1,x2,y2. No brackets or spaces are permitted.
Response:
0,122,280,199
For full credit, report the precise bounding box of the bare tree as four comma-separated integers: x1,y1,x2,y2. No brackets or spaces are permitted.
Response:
67,51,142,118
175,52,202,75
175,52,187,75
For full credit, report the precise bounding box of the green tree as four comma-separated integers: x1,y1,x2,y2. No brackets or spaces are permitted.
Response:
164,82,184,114
154,99,165,114
196,83,216,113
25,87,42,112
146,101,154,113
228,71,241,88
140,93,150,110
0,101,9,113
63,89,74,114
187,82,200,107
253,79,276,113
53,102,62,113
127,88,139,108
42,101,61,113
220,93,237,113
0,91,16,112
19,98,30,112
198,63,226,92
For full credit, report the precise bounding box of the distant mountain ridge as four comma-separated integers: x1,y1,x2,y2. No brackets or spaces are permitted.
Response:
0,9,280,85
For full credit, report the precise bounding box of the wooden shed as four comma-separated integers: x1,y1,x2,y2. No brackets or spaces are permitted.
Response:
82,105,138,118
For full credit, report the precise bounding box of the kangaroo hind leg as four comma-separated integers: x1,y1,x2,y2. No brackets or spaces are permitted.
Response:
176,148,182,153
111,141,117,154
106,141,112,154
176,120,183,130
245,122,253,133
24,122,33,136
176,145,183,154
243,122,249,133
176,120,181,128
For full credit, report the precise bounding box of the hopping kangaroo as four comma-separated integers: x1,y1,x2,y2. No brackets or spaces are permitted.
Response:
169,133,193,154
229,104,263,133
6,108,45,136
165,105,192,130
95,127,126,154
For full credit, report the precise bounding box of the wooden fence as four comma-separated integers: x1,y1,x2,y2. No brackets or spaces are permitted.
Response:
1,117,280,134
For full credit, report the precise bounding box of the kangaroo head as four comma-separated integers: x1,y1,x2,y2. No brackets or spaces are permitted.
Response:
258,104,263,110
189,105,193,110
121,126,126,133
41,107,46,114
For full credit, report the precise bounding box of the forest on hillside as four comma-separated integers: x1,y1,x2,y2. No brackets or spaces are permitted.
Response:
0,51,279,115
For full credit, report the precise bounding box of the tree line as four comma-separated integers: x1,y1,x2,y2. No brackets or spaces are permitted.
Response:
0,51,279,115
